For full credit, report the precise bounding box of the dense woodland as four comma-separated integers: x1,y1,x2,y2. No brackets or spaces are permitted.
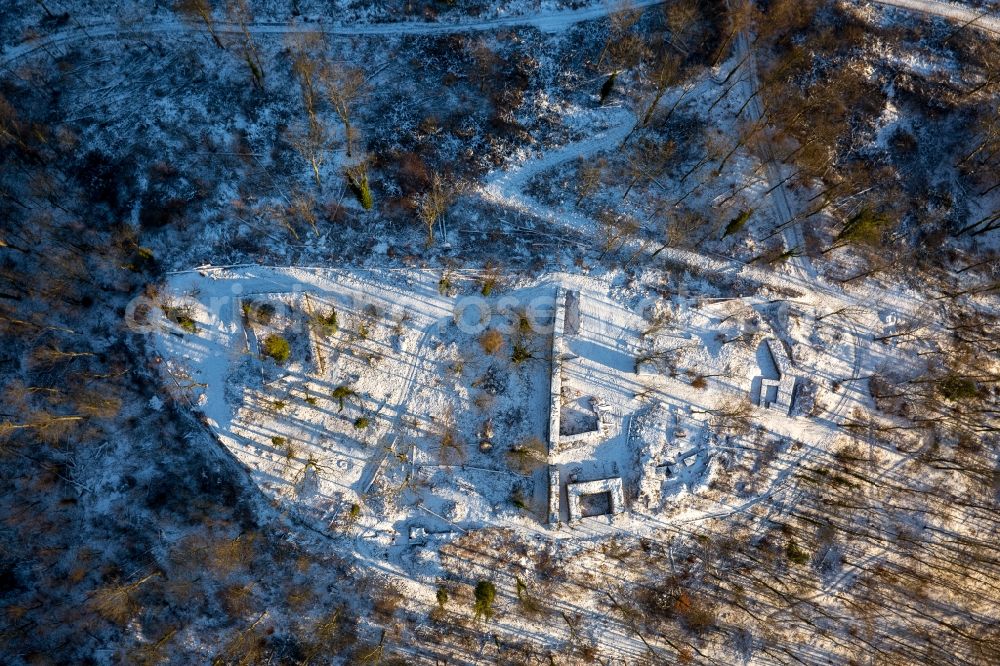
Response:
0,0,998,663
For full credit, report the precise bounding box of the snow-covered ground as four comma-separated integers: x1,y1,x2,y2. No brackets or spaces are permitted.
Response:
149,260,879,572
873,0,1000,35
3,0,998,662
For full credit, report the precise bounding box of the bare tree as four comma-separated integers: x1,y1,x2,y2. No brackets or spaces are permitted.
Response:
754,0,820,47
0,94,21,149
961,47,999,98
638,53,681,128
175,0,225,49
289,31,330,117
293,51,320,124
227,0,264,89
90,573,161,625
599,2,648,71
708,398,753,436
956,110,1000,202
321,64,366,158
31,0,56,18
0,93,39,159
716,117,764,174
469,39,500,92
711,0,754,66
665,0,700,54
0,411,85,446
597,209,640,259
574,157,606,205
29,344,95,368
622,53,681,146
287,119,328,190
417,174,457,247
268,191,319,238
622,138,676,199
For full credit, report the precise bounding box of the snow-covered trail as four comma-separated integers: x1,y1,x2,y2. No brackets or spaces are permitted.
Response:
480,105,636,232
873,0,1000,35
0,0,666,68
733,29,816,284
2,1,993,71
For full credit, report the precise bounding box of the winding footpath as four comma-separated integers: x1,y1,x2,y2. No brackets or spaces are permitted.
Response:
2,1,995,71
733,29,817,283
0,0,666,68
480,105,636,232
875,0,1000,35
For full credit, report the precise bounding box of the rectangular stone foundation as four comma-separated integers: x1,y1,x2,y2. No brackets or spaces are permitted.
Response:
566,477,625,522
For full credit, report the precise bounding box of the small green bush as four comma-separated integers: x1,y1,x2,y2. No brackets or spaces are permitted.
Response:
262,335,291,364
723,209,752,238
332,385,356,412
273,437,296,460
473,580,496,621
436,587,449,610
511,342,532,364
346,166,373,210
313,309,338,336
786,540,810,565
480,268,500,296
518,312,534,335
164,306,197,334
939,374,978,401
244,301,276,325
835,208,892,247
354,416,370,429
438,276,452,296
126,246,156,272
515,577,543,616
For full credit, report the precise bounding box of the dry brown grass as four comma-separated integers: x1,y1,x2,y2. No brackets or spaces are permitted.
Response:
89,572,159,625
372,580,405,621
506,436,546,474
479,329,504,355
439,427,465,465
218,583,256,617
